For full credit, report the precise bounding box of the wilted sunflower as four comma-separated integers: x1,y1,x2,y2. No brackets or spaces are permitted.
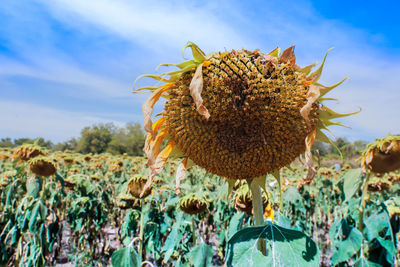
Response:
28,156,57,177
128,175,152,199
136,42,356,195
178,193,208,215
362,134,400,174
13,144,44,161
233,184,272,218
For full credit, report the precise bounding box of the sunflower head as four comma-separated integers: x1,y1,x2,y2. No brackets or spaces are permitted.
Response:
178,193,208,215
136,42,357,195
13,144,44,161
90,174,101,181
362,135,400,174
128,175,152,198
28,156,57,177
117,193,141,209
0,153,10,161
63,157,75,165
108,164,122,173
367,177,392,192
233,184,271,216
83,155,92,162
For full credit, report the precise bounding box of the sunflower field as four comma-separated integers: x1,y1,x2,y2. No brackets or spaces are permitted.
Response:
1,44,400,267
0,143,399,267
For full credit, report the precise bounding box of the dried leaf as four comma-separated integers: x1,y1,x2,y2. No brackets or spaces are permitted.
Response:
175,157,188,195
304,128,317,181
141,141,175,197
142,84,173,135
300,84,321,129
279,46,296,65
144,129,168,168
190,63,210,119
151,117,166,137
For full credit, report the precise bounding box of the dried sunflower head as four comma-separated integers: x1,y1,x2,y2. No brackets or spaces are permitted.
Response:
128,175,152,198
178,193,208,215
63,157,74,165
117,193,141,209
0,153,10,161
83,155,92,162
13,144,44,161
233,184,271,217
136,42,356,195
367,177,392,192
28,156,57,177
362,135,400,174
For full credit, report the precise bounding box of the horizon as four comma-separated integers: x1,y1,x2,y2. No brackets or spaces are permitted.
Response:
1,0,400,143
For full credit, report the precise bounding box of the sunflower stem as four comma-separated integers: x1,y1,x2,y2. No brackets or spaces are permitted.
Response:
249,179,267,256
191,217,197,246
139,203,145,260
358,172,371,258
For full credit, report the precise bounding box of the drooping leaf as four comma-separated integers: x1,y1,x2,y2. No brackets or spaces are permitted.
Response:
162,213,184,263
226,223,319,267
330,219,363,265
227,213,246,240
354,257,382,267
111,245,141,267
186,243,214,267
342,168,363,202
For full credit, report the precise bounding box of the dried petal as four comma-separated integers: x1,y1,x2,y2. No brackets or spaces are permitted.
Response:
279,46,296,65
189,63,210,119
142,84,173,135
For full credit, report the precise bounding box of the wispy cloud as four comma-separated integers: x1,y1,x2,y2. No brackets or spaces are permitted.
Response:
35,0,250,52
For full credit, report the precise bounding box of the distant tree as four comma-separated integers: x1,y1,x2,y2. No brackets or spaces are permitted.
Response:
54,138,78,151
125,122,145,156
312,141,329,156
76,123,114,154
0,138,13,148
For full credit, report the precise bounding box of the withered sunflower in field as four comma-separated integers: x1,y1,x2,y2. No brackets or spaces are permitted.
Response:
128,175,152,199
178,193,208,215
13,144,44,161
28,156,57,177
362,134,400,174
136,42,356,197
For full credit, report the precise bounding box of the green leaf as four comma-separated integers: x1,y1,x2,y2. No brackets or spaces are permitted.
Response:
364,209,396,263
227,213,246,240
342,168,363,202
111,245,141,267
26,177,42,198
330,219,363,265
186,243,214,267
226,223,319,267
354,257,382,267
162,213,184,263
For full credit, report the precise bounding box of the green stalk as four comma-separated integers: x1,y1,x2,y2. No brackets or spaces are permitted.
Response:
249,179,267,255
358,172,371,233
191,217,197,246
139,204,145,260
357,172,371,258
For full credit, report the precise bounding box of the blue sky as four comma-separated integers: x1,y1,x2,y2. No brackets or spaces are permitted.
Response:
1,0,399,142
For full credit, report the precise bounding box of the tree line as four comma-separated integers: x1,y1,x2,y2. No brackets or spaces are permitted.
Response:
0,122,368,158
0,122,146,156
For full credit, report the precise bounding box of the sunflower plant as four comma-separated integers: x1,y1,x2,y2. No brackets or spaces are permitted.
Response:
135,42,357,265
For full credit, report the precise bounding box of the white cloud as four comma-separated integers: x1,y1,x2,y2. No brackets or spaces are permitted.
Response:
0,55,133,99
35,0,249,52
0,100,133,142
